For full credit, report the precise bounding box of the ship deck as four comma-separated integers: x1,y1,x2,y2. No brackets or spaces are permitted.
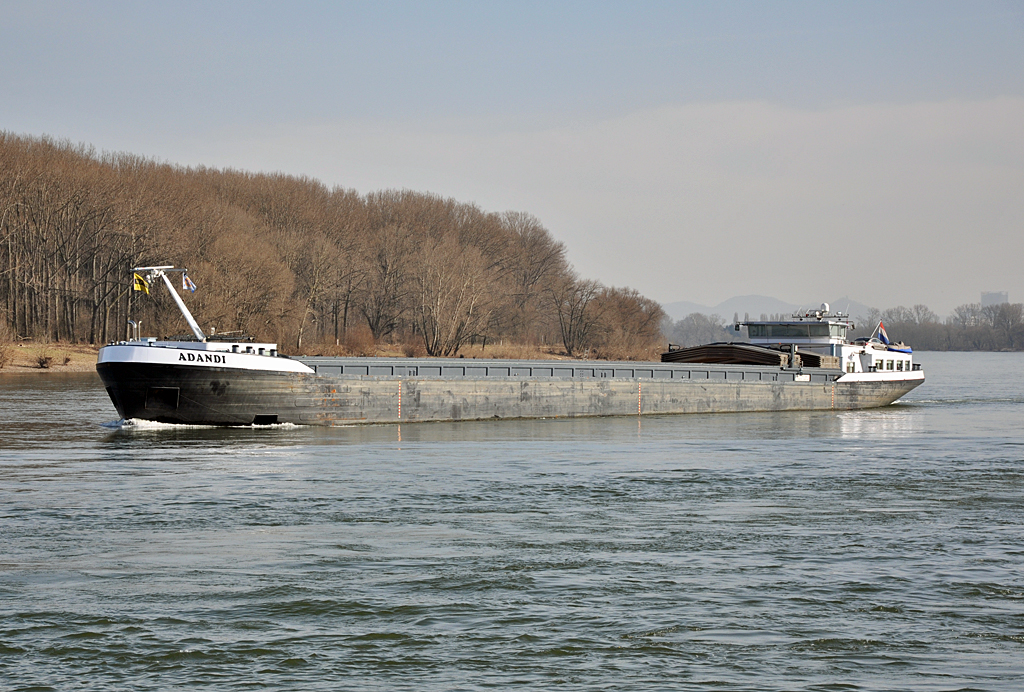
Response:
292,356,843,384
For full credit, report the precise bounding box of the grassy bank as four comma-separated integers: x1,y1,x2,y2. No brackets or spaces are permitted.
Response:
297,338,579,361
0,342,100,373
0,339,617,375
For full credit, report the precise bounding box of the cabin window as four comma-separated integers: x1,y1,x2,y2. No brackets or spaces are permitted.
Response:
747,325,766,338
887,360,894,370
830,325,846,338
846,362,855,373
896,360,903,371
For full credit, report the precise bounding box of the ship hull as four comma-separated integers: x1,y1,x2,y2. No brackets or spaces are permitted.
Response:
96,352,924,426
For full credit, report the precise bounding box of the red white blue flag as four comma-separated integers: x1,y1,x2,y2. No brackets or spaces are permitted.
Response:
878,321,890,345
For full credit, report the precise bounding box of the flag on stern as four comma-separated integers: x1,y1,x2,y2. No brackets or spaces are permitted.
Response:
183,273,197,293
878,321,890,345
132,272,149,294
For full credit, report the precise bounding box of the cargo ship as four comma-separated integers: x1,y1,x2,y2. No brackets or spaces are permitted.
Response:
96,266,924,426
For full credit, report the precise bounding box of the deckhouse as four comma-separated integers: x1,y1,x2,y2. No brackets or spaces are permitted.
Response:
740,304,918,374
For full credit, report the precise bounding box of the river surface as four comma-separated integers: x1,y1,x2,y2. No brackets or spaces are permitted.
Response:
1,352,1023,690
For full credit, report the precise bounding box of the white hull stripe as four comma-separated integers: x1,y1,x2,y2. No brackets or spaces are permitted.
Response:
836,370,925,383
98,344,315,374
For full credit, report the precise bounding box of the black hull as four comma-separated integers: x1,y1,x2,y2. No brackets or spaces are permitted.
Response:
97,361,924,427
97,362,319,425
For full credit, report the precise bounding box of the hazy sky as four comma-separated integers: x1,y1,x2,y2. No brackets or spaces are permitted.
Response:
3,1,1022,315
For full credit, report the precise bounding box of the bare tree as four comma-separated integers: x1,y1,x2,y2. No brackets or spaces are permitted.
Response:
591,286,666,359
410,233,493,356
949,303,984,327
501,211,567,338
911,304,939,324
549,274,602,357
881,305,916,324
669,313,733,348
357,224,411,340
294,236,336,351
984,302,1024,348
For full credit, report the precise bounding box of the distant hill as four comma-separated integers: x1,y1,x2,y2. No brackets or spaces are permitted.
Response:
661,295,798,322
662,295,877,324
660,300,714,320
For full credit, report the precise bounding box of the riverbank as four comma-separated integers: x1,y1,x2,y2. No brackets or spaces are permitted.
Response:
0,343,100,373
0,340,584,375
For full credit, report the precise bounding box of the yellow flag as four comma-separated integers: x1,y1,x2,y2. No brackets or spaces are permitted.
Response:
133,272,149,294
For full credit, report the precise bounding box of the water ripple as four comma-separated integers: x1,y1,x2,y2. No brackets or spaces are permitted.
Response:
2,354,1024,690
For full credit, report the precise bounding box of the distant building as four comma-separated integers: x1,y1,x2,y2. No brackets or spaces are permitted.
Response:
981,291,1009,307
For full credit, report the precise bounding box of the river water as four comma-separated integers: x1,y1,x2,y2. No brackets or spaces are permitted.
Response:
1,352,1022,690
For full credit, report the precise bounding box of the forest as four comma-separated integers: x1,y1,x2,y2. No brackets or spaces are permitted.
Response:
0,133,665,360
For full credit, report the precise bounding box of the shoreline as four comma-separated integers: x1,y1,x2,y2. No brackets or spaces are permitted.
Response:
0,343,100,373
4,342,1019,376
0,341,579,375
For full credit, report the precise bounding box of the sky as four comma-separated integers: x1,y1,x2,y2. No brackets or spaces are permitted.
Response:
2,0,1022,316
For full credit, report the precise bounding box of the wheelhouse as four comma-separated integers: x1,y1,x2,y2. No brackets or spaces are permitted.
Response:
741,304,853,358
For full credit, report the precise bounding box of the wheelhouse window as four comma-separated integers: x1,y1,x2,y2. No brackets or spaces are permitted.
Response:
771,324,811,338
748,323,834,339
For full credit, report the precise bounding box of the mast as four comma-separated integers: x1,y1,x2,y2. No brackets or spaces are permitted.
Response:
134,265,206,341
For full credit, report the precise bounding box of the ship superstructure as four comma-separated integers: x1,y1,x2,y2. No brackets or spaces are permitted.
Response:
741,303,918,375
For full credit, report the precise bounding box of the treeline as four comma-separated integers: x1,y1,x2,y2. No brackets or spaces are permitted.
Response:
665,313,737,348
665,302,1024,353
853,303,1024,351
0,133,664,359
